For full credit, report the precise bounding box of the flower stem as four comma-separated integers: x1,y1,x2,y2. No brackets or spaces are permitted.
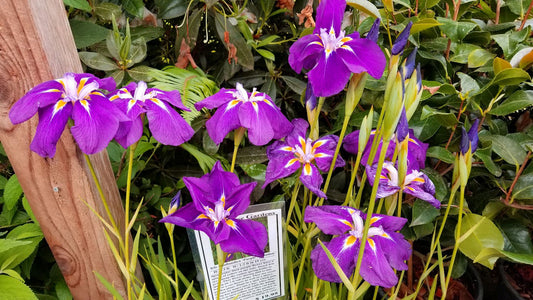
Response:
309,97,325,141
124,144,137,300
343,152,363,206
443,183,465,299
169,232,180,299
84,154,119,232
286,180,301,227
349,140,390,300
215,245,226,300
230,127,246,173
319,115,351,205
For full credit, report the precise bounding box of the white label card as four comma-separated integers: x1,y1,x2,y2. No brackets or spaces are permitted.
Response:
189,202,286,300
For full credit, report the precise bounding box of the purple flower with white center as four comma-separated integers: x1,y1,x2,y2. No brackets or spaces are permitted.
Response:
109,81,194,148
263,119,345,198
195,83,293,146
288,0,386,97
366,161,440,208
460,119,479,155
9,72,126,157
343,129,428,171
304,205,411,288
159,161,268,257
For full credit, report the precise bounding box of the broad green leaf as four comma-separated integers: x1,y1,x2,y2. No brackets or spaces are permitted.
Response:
420,106,458,128
4,175,22,211
410,200,440,226
346,0,380,18
507,0,531,16
110,70,125,86
492,29,530,58
0,275,37,300
256,35,280,48
418,49,448,77
426,146,455,164
93,3,121,22
480,134,527,167
500,220,533,254
7,223,43,241
419,0,440,9
491,68,531,87
0,239,34,270
122,0,144,18
490,90,533,116
128,37,147,65
235,146,268,165
482,201,505,220
69,19,110,49
457,72,479,96
181,143,216,174
79,52,118,71
131,26,165,42
240,164,267,182
410,116,441,141
55,279,73,300
474,147,501,176
512,173,533,200
437,18,477,42
475,248,533,265
424,168,448,201
450,44,480,64
0,175,7,190
458,213,504,269
128,65,156,82
468,49,495,68
256,49,275,61
411,18,442,34
493,57,512,74
155,0,187,19
281,76,306,95
63,0,91,12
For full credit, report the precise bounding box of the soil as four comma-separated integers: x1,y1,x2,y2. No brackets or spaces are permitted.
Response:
503,263,533,300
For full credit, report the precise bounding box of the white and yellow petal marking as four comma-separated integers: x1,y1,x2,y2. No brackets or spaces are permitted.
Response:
340,219,353,229
369,217,381,225
343,235,357,250
196,214,209,220
226,99,241,111
312,139,327,150
303,163,313,176
150,98,168,111
52,100,68,116
380,232,392,240
280,146,294,152
263,98,275,108
77,78,88,95
79,100,90,113
251,101,259,113
127,99,137,112
367,238,377,252
109,94,120,101
285,158,299,168
226,219,236,229
39,88,61,94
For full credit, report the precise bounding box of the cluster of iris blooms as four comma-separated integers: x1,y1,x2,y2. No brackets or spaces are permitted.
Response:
10,0,479,291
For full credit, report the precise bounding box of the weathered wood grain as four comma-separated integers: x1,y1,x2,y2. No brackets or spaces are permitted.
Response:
0,0,127,298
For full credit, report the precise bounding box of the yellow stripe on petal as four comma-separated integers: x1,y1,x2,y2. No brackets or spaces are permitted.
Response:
40,88,61,94
312,140,326,150
310,41,324,47
151,98,168,111
263,99,275,107
280,146,294,152
252,101,259,113
285,158,299,168
303,163,312,176
226,219,236,228
221,195,226,206
79,100,90,113
412,177,425,183
53,100,67,115
367,238,377,252
369,217,380,225
77,78,87,95
196,214,209,220
406,186,416,192
314,153,329,158
340,219,353,229
344,236,357,249
109,95,120,101
340,45,354,53
340,37,352,43
381,232,391,239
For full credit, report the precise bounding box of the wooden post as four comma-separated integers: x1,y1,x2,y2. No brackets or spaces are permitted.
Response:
0,1,127,298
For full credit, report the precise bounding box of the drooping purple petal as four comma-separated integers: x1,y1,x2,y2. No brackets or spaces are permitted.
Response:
460,127,469,155
339,36,386,79
391,22,413,56
368,214,407,232
263,147,301,187
359,238,399,288
375,232,411,271
300,163,326,198
145,99,194,146
402,48,418,79
288,34,324,73
9,81,63,124
404,173,440,208
204,101,242,144
238,101,274,146
314,0,346,35
206,161,241,200
305,82,318,111
30,104,72,157
195,88,235,110
70,97,121,155
310,235,357,283
152,89,190,111
308,52,352,97
285,118,309,147
220,219,268,257
313,135,345,172
468,119,479,153
304,205,353,235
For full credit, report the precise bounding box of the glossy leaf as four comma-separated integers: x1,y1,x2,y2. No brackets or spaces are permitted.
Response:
0,275,37,300
512,173,533,200
490,90,533,116
458,213,504,269
480,134,527,167
410,199,440,227
4,175,22,211
215,14,254,70
500,220,533,254
474,147,502,177
155,0,187,19
411,18,442,34
346,0,380,19
63,0,91,12
437,18,477,42
426,146,455,164
93,3,122,22
122,0,144,18
493,57,512,74
69,19,110,49
421,106,458,128
79,52,118,71
492,68,531,87
468,49,495,68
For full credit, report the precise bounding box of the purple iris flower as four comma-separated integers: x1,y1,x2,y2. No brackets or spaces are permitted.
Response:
160,161,268,257
366,161,440,208
343,129,428,171
195,83,293,146
288,0,386,97
304,205,411,288
109,81,194,148
263,119,345,198
460,119,479,155
9,72,126,157
391,22,413,56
